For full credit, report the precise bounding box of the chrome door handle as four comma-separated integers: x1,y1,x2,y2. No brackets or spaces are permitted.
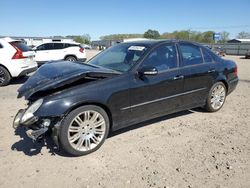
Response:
208,69,215,73
173,75,184,80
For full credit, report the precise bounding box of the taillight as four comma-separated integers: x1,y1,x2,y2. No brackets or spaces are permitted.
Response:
79,47,84,53
233,66,238,77
10,43,25,59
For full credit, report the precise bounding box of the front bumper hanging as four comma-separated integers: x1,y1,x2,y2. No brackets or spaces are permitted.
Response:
13,109,49,140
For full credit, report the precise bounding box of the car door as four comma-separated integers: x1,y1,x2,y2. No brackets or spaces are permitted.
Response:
178,42,216,108
0,42,4,63
51,43,64,60
128,43,184,124
35,43,54,62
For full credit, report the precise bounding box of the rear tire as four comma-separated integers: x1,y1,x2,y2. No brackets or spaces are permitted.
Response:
65,56,77,62
59,105,110,156
0,66,11,86
205,82,227,112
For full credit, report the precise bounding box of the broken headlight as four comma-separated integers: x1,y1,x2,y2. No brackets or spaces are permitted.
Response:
21,98,43,124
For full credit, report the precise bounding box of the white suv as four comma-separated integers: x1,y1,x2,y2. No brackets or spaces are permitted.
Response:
34,42,87,65
0,37,37,86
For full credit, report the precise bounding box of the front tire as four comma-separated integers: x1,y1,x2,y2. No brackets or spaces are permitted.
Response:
59,105,110,156
205,82,227,112
0,66,11,86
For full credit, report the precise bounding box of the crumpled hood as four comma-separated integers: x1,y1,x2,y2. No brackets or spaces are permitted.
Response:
18,61,119,100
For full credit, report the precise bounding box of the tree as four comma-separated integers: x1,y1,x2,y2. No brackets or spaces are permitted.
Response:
71,34,91,44
237,31,250,39
144,29,160,39
202,31,214,43
219,31,230,43
100,34,143,40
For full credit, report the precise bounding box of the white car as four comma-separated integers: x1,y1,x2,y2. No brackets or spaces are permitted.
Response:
81,44,92,49
34,42,87,65
0,37,37,86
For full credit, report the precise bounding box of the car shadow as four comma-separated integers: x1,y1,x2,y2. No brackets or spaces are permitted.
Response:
10,76,29,85
11,108,205,157
108,110,194,138
11,127,65,156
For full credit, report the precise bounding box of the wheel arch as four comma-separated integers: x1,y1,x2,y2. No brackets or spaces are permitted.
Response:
214,74,229,93
65,101,113,132
219,80,228,93
64,54,77,61
0,64,12,77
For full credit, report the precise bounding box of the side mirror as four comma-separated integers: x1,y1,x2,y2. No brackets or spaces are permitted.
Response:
32,47,37,51
138,66,158,77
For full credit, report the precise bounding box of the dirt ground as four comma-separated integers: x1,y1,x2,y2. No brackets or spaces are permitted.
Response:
0,52,249,188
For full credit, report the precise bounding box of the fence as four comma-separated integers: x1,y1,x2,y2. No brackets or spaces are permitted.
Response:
205,43,250,55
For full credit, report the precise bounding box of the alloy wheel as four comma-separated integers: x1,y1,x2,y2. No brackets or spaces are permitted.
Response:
210,84,226,110
0,69,5,84
66,57,76,61
67,110,106,151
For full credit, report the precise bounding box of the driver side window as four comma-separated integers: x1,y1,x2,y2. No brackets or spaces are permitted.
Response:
142,43,177,72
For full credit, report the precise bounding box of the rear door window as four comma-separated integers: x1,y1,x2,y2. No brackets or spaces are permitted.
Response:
10,41,31,52
53,43,64,49
202,48,213,63
179,43,203,66
64,43,78,48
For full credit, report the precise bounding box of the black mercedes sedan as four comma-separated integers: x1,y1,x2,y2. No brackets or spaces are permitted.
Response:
13,40,238,156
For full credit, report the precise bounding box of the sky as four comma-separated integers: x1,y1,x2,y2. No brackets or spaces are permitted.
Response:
0,0,250,40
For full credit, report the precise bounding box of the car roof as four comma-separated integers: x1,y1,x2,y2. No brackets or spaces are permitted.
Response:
123,39,202,48
40,41,80,45
124,39,174,46
0,37,22,43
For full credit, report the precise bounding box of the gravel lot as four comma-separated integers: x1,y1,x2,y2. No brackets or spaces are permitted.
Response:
0,53,249,188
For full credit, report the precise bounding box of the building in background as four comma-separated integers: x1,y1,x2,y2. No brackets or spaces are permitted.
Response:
227,39,250,43
91,38,149,50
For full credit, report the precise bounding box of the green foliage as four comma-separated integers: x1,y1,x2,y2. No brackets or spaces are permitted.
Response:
99,29,250,43
237,31,250,39
143,29,160,39
218,31,230,43
66,34,91,44
161,30,214,43
100,34,143,40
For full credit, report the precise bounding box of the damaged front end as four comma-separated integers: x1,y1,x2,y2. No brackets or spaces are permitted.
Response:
13,98,61,145
13,61,119,145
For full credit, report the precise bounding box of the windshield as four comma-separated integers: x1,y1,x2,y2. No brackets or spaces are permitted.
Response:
88,43,148,72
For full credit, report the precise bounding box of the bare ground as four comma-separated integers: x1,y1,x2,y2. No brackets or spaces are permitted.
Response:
0,53,249,188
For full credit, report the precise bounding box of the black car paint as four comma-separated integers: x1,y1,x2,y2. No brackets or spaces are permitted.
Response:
17,40,238,134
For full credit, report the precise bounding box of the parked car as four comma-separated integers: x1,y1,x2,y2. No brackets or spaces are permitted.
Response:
245,50,250,59
0,37,37,86
13,40,238,156
82,44,92,49
212,47,226,56
33,42,86,65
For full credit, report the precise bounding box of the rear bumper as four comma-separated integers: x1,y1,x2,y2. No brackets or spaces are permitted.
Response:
17,66,38,76
227,77,238,95
78,58,87,62
7,59,38,77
